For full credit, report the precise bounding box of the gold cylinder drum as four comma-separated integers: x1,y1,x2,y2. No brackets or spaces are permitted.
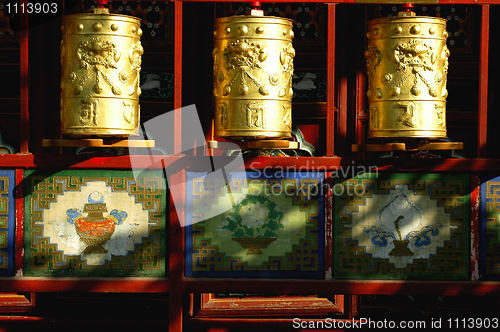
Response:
365,13,449,138
61,10,143,137
213,15,295,140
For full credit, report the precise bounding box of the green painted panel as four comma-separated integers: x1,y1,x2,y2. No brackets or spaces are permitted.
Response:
334,173,470,280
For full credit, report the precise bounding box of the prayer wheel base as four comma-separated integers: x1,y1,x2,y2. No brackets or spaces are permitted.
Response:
208,139,298,150
42,138,155,148
352,141,463,153
368,130,447,139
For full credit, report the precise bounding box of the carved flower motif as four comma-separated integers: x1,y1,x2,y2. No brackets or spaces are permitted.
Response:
382,73,392,85
119,69,130,84
68,72,77,83
269,74,280,86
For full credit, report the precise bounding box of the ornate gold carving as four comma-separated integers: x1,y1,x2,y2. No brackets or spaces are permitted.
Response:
61,13,142,137
80,98,99,125
218,103,228,129
282,104,291,130
269,74,279,86
365,46,382,98
409,24,421,35
213,16,294,139
369,106,379,130
92,22,102,32
238,25,248,35
394,40,436,97
441,46,450,98
74,36,122,95
279,42,295,97
127,42,144,96
365,15,448,138
222,39,269,96
435,104,445,128
118,69,130,84
382,73,392,85
365,46,381,72
77,36,119,69
123,101,135,124
396,102,420,128
246,101,265,129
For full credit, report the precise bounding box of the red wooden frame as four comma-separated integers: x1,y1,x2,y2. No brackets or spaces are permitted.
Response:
478,5,489,158
0,293,35,313
326,4,336,157
19,0,29,154
194,294,344,317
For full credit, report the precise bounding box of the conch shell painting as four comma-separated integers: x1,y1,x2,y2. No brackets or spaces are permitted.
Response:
66,191,127,254
357,184,450,268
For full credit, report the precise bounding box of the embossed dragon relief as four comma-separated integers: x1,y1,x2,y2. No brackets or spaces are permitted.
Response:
69,36,144,97
365,40,449,100
391,39,447,98
212,39,295,98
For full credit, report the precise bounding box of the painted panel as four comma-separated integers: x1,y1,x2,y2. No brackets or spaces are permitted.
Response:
480,176,500,280
24,170,166,277
186,171,324,278
0,170,15,276
334,173,470,280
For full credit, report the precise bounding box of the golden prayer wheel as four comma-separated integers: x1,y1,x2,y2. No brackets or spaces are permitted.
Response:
365,12,450,138
60,8,143,137
213,14,295,140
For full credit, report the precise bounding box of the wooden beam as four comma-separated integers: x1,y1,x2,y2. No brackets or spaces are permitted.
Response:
326,4,336,157
19,0,29,154
174,1,183,156
478,5,489,158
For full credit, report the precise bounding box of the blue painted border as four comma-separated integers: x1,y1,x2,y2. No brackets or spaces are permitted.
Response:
185,170,325,278
480,175,500,280
0,170,15,276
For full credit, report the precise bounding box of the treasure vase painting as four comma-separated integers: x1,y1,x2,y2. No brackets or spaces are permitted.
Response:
24,170,166,277
185,171,325,278
334,173,470,280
